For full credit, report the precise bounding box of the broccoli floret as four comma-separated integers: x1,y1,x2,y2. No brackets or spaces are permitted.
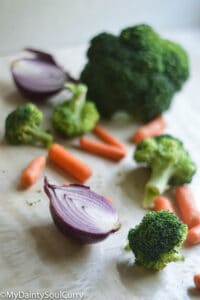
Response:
81,24,189,121
52,83,99,137
134,134,196,208
127,211,188,271
5,103,52,148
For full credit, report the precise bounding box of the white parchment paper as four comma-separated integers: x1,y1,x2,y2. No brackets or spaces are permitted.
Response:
0,30,200,300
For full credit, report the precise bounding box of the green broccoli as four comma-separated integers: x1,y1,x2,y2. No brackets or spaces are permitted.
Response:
127,210,188,271
52,83,99,137
5,102,52,148
134,134,196,208
81,24,189,121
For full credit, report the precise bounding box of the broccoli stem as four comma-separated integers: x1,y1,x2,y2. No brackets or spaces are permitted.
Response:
27,127,53,148
170,253,185,262
124,242,131,251
143,164,174,208
65,83,87,117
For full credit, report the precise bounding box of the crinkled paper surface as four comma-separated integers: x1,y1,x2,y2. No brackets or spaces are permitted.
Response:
0,30,200,300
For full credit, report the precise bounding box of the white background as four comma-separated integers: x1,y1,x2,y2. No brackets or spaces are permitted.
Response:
0,0,200,55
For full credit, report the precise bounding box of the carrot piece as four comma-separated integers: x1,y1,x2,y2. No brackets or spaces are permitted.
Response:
63,181,70,186
132,116,166,144
93,125,126,151
154,196,175,213
20,155,46,189
175,186,200,228
194,274,200,289
48,143,92,182
80,137,126,161
186,224,200,245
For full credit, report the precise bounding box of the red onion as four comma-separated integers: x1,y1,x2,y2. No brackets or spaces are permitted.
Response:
44,178,120,244
11,48,77,100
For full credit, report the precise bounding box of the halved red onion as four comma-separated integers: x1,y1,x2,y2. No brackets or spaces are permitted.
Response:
44,178,120,244
11,48,77,100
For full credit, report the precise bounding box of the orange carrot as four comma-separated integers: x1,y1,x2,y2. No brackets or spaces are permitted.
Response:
20,155,46,189
175,186,200,228
80,137,126,161
186,224,200,245
93,125,126,151
194,274,200,289
132,116,166,144
154,196,175,213
48,143,92,182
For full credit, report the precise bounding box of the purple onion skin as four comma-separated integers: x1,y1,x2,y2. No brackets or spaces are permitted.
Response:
11,48,78,101
44,178,120,244
50,204,115,244
12,65,65,101
24,48,59,65
24,48,79,84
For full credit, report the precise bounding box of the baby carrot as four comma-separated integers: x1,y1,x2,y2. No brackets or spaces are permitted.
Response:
175,186,200,228
48,143,92,182
20,155,46,189
154,196,175,213
194,274,200,289
132,116,166,144
186,224,200,245
80,137,126,161
93,125,126,151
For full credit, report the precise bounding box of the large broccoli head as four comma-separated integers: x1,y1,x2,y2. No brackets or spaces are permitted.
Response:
5,102,52,148
128,210,188,270
134,134,196,208
52,83,99,137
81,24,189,121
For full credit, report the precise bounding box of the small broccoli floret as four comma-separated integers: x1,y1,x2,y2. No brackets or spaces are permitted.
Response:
5,103,52,148
134,134,196,208
52,83,99,137
128,211,188,271
81,24,189,121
